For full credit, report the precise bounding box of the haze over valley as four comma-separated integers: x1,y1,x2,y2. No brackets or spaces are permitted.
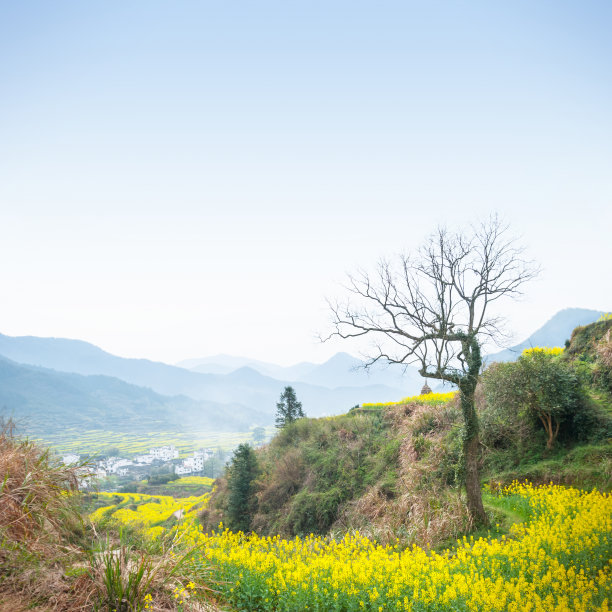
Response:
0,308,604,449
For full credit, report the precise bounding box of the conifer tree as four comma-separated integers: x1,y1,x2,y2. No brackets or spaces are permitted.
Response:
226,443,259,532
275,386,305,428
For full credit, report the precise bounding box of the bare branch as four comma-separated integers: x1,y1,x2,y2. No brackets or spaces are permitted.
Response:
324,215,538,383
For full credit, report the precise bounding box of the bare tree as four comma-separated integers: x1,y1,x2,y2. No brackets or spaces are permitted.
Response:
325,216,538,524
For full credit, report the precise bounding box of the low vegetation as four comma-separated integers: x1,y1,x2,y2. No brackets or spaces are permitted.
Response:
0,425,217,610
199,482,611,611
1,318,611,610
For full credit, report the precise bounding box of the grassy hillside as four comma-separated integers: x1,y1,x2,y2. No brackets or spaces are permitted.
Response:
203,318,612,546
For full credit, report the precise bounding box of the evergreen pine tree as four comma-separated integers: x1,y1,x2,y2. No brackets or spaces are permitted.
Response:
225,443,259,532
275,386,305,428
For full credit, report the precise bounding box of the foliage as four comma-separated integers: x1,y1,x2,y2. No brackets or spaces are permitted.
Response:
253,412,394,537
149,471,180,485
204,395,472,544
483,350,581,450
564,318,612,363
225,443,260,533
485,443,612,491
275,386,305,429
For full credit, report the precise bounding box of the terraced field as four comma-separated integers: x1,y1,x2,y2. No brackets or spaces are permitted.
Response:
35,427,275,457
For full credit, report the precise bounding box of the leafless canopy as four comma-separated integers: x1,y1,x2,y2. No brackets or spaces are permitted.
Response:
326,217,538,385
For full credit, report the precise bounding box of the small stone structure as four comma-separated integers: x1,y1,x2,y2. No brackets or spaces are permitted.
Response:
420,382,432,395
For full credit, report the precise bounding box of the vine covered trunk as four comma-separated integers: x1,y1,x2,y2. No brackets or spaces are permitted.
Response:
458,336,488,526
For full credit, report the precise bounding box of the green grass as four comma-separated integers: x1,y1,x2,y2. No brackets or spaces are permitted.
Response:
486,442,612,491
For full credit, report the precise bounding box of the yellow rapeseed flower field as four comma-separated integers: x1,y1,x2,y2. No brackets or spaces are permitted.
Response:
91,483,611,611
521,347,565,356
361,391,457,410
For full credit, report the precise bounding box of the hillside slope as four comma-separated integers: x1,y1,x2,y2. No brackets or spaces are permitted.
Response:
0,355,264,435
203,318,612,546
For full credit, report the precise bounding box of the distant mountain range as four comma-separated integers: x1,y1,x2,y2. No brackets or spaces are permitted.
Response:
178,351,423,390
0,338,408,435
0,355,262,435
0,308,604,435
180,308,605,382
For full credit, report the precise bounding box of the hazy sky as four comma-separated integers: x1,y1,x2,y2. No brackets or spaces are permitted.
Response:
1,1,611,366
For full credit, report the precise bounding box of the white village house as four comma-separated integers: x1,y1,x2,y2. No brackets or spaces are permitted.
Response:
149,445,179,461
175,451,206,475
134,453,155,465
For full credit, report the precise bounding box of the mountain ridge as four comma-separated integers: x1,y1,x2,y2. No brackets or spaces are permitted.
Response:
0,354,263,435
0,308,605,431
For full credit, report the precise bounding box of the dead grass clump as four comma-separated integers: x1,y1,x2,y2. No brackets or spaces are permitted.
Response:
338,400,470,548
256,447,305,512
0,421,84,562
596,329,612,368
0,421,89,608
0,423,218,611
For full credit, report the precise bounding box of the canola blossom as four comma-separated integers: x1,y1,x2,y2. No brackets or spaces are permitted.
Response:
90,491,209,540
521,347,565,356
91,484,611,611
196,483,611,611
361,392,457,410
170,476,215,486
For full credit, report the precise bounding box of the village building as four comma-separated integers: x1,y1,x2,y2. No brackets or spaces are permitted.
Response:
149,445,179,461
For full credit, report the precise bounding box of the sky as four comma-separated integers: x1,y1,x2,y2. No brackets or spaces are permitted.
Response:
0,1,611,366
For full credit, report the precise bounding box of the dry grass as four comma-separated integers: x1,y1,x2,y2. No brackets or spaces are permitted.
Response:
596,329,612,368
337,401,471,548
0,422,219,611
0,420,90,609
0,421,83,550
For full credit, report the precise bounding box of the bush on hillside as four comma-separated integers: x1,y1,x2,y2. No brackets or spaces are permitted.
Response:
481,349,605,458
564,318,612,362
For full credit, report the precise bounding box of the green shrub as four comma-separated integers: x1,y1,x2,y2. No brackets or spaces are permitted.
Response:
482,352,582,451
286,487,344,535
